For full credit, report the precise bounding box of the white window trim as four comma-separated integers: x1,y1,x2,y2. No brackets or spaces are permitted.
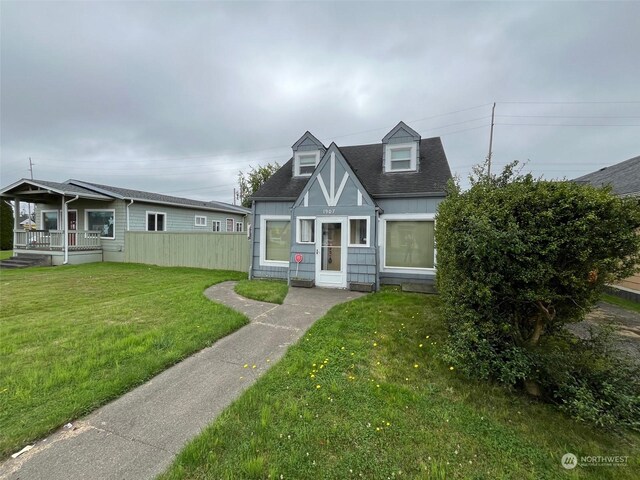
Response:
379,213,436,273
226,218,235,232
296,216,316,244
235,221,244,232
145,211,167,232
294,151,320,177
41,210,60,231
260,214,291,267
195,215,207,227
212,220,221,232
385,142,417,173
348,216,370,247
85,209,116,239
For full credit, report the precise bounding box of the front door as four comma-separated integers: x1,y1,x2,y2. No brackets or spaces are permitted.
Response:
68,210,77,246
315,217,347,288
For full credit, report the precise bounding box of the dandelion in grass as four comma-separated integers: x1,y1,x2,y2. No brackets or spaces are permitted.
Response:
414,364,419,368
419,344,423,348
252,365,257,369
316,385,321,389
373,342,378,347
243,364,248,368
449,366,454,371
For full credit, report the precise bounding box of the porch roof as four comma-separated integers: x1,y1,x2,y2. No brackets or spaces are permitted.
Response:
0,179,112,203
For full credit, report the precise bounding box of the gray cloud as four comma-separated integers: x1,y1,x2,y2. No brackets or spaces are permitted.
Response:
1,1,639,201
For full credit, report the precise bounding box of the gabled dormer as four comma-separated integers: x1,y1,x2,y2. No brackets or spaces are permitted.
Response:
382,121,421,173
292,131,326,177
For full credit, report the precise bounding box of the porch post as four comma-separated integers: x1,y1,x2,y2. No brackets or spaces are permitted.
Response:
13,197,20,250
62,195,68,264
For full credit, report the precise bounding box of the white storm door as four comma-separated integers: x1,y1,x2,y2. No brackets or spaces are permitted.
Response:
315,217,347,288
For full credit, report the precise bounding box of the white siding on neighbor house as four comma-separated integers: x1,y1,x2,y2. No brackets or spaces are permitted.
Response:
127,202,246,232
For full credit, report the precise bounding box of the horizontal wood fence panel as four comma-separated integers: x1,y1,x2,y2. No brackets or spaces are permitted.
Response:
125,232,250,272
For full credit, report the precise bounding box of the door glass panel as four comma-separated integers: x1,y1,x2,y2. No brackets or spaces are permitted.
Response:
320,222,341,271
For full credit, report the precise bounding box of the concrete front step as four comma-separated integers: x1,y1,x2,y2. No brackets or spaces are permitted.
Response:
0,255,51,269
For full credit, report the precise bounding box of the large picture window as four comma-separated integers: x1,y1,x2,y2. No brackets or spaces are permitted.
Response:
42,211,59,231
146,212,166,232
86,209,115,239
384,218,434,269
260,216,291,265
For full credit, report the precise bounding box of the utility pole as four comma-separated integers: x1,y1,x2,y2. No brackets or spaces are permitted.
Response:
28,158,34,228
487,102,496,177
233,188,236,206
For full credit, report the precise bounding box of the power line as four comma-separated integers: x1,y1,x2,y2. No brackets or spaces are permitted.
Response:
496,123,640,127
497,114,640,119
498,101,640,104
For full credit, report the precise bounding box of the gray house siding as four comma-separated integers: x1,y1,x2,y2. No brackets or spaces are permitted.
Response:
377,196,444,287
127,202,245,232
251,201,293,280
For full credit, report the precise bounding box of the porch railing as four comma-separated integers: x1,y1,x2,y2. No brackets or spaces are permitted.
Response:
14,230,102,251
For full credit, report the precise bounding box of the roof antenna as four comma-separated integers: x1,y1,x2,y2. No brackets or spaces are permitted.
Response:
29,157,34,180
487,102,496,177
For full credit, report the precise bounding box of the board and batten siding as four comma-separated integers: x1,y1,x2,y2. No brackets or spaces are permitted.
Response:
127,202,245,232
125,232,250,272
250,201,292,280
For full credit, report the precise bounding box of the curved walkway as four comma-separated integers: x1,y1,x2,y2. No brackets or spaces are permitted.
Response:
0,282,364,480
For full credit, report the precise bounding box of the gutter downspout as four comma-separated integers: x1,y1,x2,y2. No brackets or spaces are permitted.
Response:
126,199,134,231
248,201,256,279
63,195,79,264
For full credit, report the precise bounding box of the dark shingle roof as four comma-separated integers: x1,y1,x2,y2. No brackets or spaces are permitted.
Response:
252,137,451,200
67,180,250,214
573,155,640,197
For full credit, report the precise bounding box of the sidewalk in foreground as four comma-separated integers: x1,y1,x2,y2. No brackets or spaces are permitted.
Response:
0,282,363,480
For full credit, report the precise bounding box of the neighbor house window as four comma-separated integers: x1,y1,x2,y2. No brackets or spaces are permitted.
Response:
195,215,207,227
146,212,166,232
86,209,115,239
212,220,221,232
294,151,320,176
349,217,369,246
41,210,59,231
226,218,234,232
235,222,244,232
297,218,315,243
260,215,291,266
385,142,417,172
383,216,435,270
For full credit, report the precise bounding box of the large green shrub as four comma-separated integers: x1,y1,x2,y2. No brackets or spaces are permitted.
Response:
0,200,14,250
435,164,640,429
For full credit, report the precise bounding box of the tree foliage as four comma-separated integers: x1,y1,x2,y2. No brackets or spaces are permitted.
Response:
0,200,14,250
435,162,640,429
237,163,280,208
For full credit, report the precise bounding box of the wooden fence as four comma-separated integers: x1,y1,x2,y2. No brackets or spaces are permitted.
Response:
124,232,250,272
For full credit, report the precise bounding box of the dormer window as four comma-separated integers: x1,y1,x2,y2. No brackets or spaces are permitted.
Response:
385,142,417,172
295,151,320,177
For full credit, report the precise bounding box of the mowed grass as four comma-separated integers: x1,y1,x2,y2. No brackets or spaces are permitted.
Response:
601,293,640,314
0,262,247,457
0,250,12,260
234,279,289,304
161,291,640,479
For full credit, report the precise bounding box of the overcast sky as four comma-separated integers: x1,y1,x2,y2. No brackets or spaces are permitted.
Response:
1,1,639,203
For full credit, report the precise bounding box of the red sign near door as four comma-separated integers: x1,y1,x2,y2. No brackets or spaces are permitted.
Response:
294,254,303,263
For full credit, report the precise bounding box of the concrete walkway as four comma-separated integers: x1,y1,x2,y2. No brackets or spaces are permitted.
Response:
0,283,364,480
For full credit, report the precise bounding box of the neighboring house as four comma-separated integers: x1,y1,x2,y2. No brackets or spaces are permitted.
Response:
19,214,37,230
0,179,249,265
249,121,452,290
575,154,640,297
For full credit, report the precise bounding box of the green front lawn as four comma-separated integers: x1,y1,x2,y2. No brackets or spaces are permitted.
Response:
162,291,640,479
0,263,247,457
234,279,289,304
0,250,12,260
